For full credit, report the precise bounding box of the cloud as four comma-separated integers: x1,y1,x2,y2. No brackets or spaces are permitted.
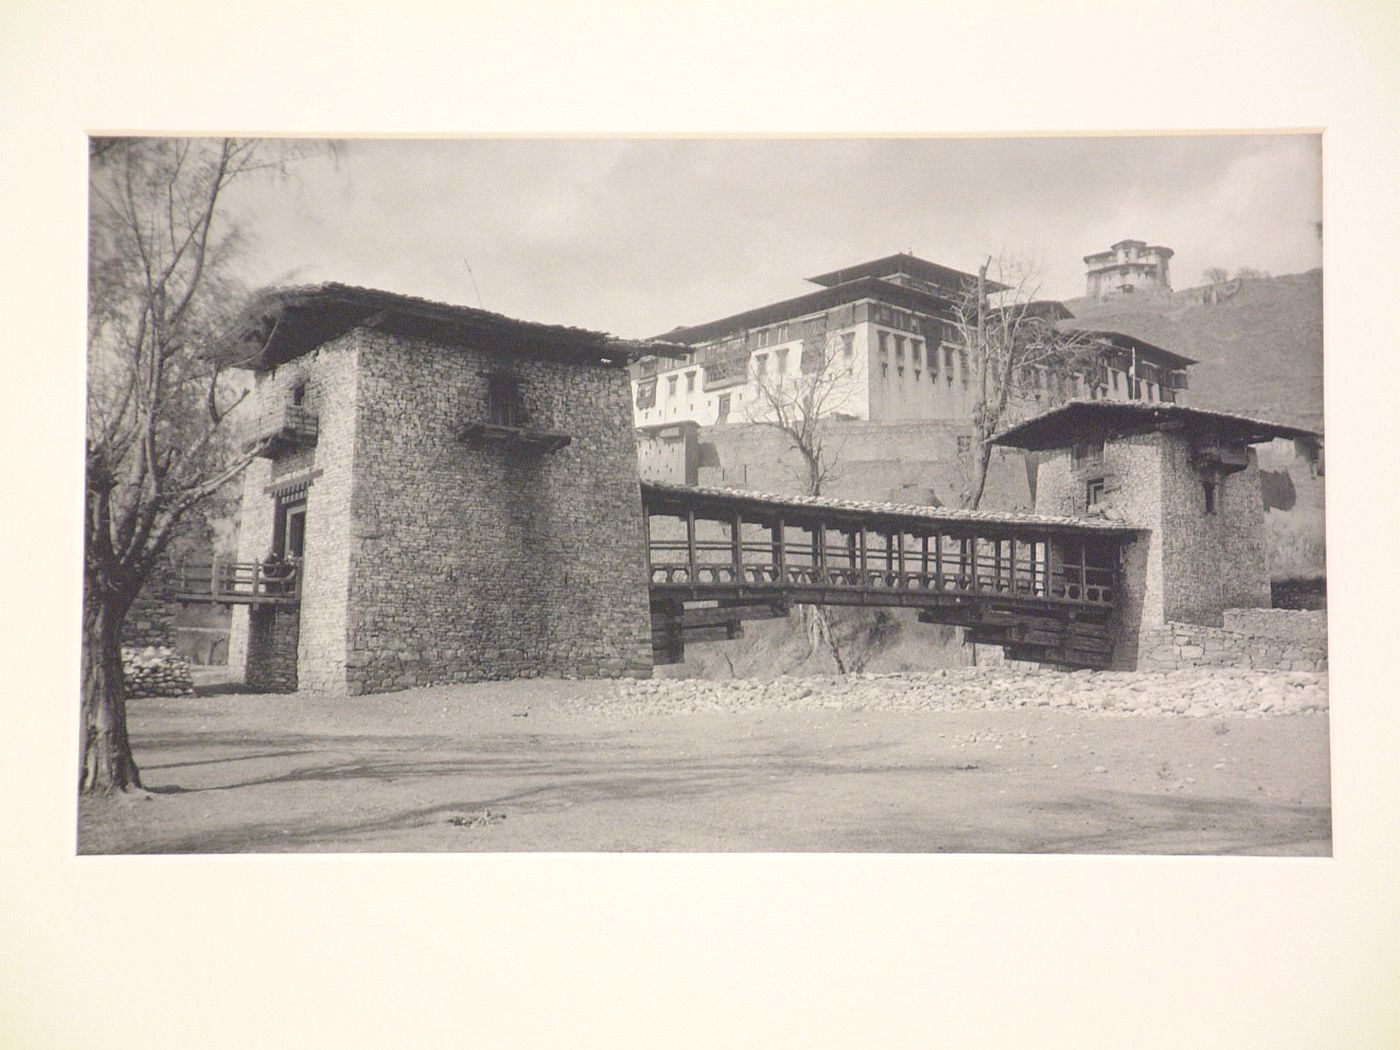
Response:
219,134,1323,337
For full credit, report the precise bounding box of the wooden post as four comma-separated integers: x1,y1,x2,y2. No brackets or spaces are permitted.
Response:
732,511,743,583
773,518,786,583
642,504,652,581
686,508,697,584
934,533,943,590
1009,538,1017,594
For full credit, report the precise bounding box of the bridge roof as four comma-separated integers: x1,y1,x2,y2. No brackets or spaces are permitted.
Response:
991,399,1322,451
642,482,1140,536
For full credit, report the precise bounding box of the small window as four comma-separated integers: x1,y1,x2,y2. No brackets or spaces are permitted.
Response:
914,369,922,382
841,332,854,359
716,394,731,423
754,354,768,377
666,375,678,397
897,365,905,378
879,332,890,357
487,374,523,428
686,371,696,393
880,362,889,378
776,348,789,375
291,383,306,407
1203,480,1217,514
1086,478,1105,506
956,435,972,455
1072,439,1104,467
895,335,905,360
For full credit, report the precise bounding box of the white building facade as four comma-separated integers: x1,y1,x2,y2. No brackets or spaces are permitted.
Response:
632,253,1191,430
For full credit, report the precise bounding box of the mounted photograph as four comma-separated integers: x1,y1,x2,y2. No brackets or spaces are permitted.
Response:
79,134,1328,855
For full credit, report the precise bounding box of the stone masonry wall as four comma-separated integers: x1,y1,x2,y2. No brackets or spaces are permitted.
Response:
1138,608,1327,672
228,334,359,691
243,607,300,691
1033,433,1164,669
343,330,654,695
1156,436,1270,625
121,560,177,650
694,419,1034,510
1032,429,1273,669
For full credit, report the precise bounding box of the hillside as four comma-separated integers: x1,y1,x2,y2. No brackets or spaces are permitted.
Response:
1062,270,1324,432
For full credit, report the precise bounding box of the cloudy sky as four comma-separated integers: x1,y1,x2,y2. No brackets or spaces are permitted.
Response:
222,134,1321,340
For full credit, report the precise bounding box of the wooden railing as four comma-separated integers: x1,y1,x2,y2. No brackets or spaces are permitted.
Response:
173,558,302,605
648,538,1115,607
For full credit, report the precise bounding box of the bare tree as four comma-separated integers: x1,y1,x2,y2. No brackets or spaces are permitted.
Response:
1202,266,1230,285
951,257,1098,510
746,328,856,670
745,328,854,496
82,137,301,794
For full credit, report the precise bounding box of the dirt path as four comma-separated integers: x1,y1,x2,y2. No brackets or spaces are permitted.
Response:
78,671,1331,855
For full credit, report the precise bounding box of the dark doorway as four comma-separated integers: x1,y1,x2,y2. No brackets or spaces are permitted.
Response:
275,498,307,560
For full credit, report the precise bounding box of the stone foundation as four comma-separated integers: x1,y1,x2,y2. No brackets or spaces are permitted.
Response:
1138,608,1327,673
244,607,300,692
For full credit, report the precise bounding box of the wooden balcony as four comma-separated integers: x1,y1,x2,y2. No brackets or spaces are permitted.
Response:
456,420,572,453
173,559,301,606
250,405,318,458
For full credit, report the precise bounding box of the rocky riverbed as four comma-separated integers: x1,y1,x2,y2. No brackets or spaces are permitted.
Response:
596,666,1327,720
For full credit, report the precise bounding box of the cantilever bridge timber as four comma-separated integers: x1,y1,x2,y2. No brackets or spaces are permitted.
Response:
641,482,1141,669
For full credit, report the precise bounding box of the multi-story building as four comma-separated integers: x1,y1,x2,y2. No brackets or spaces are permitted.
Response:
1083,239,1174,299
631,252,1192,430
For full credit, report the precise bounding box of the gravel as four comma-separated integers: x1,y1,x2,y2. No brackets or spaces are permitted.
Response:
566,667,1330,720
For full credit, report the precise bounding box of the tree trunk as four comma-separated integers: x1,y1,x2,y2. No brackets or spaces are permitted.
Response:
964,430,993,510
80,591,143,794
801,605,847,674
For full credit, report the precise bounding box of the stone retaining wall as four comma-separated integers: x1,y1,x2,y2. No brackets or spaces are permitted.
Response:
121,564,177,650
1137,608,1327,673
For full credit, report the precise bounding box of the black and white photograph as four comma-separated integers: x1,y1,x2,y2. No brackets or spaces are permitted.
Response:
4,3,1398,1048
77,135,1330,856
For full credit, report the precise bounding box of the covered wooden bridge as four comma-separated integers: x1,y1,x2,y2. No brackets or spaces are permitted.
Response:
642,482,1140,669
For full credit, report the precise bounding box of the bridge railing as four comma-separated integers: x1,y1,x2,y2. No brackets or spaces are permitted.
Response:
648,537,1115,606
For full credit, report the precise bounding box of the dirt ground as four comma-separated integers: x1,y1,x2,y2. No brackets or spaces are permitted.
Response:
78,670,1331,855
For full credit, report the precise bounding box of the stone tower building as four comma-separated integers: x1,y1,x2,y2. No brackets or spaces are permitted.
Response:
994,401,1320,668
222,284,667,695
1083,239,1174,299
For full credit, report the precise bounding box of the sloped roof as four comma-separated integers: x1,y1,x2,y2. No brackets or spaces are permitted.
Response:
805,253,1007,293
1068,329,1198,368
641,481,1140,535
220,283,693,372
991,399,1321,451
653,276,958,345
